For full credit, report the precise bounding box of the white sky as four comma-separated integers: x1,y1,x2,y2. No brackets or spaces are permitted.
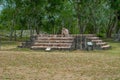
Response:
0,5,3,11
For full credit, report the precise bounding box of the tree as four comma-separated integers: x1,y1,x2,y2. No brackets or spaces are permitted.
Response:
0,0,119,41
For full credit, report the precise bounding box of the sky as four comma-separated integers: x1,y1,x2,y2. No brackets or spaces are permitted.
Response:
0,5,3,12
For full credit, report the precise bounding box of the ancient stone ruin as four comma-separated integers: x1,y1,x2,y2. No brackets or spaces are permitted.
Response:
18,34,111,50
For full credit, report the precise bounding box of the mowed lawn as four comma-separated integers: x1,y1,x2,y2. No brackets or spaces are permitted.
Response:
0,41,120,80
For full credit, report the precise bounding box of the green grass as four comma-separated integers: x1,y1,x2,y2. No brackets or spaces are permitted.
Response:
0,41,120,80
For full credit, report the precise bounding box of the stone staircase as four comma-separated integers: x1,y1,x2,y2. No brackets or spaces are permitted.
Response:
30,34,74,50
18,34,111,50
86,37,111,50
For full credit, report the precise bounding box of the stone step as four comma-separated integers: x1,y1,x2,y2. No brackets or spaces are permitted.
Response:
101,45,110,49
31,45,71,49
37,37,74,40
37,34,63,37
33,43,72,46
72,34,96,37
96,42,106,45
87,37,99,40
35,40,74,43
37,34,96,37
92,40,102,43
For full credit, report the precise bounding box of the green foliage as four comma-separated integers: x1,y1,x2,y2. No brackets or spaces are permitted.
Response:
0,0,119,39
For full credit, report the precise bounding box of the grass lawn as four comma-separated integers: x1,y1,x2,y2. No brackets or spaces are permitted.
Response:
0,41,120,80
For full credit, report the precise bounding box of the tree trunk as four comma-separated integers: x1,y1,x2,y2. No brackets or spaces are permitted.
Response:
28,18,32,37
35,26,39,35
30,26,32,37
20,28,23,39
35,20,39,35
10,18,15,41
89,7,98,34
10,26,13,41
76,2,83,50
14,30,17,41
106,16,118,38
